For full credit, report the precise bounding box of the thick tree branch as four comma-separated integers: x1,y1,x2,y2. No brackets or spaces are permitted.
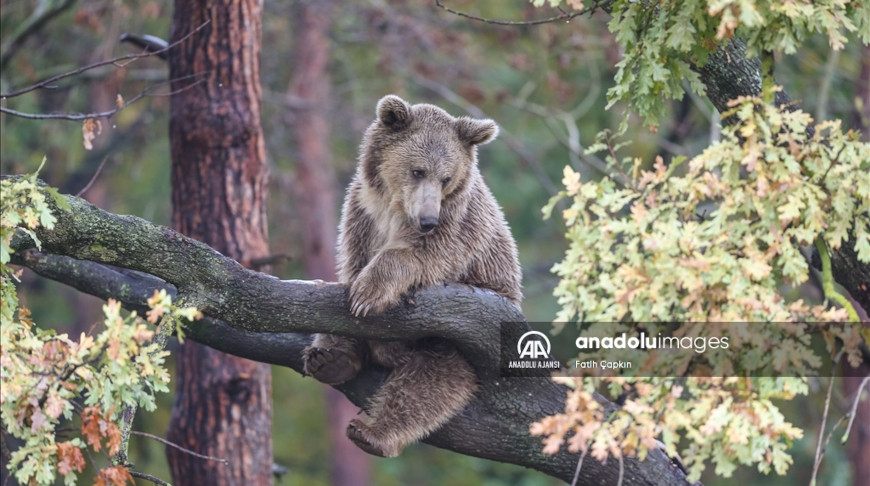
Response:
6,180,693,485
9,187,513,366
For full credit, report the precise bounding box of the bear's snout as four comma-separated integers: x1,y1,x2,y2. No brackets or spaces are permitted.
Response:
410,180,442,233
419,216,439,233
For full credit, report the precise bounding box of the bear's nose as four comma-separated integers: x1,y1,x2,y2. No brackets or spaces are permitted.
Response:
419,217,438,233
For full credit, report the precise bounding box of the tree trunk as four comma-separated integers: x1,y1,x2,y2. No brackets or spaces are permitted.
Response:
165,1,273,485
289,1,338,284
287,2,372,484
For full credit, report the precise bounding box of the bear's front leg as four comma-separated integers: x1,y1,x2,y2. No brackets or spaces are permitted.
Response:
349,249,418,316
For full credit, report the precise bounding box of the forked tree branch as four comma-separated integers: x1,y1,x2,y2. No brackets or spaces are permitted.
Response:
6,179,693,485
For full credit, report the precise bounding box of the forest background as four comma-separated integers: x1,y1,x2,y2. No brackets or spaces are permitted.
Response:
1,1,868,485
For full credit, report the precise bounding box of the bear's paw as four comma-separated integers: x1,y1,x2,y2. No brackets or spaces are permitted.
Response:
302,346,362,385
349,271,402,317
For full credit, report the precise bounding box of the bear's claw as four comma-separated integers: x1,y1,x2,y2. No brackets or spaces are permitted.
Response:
302,346,361,385
347,419,398,457
349,290,392,317
349,267,401,316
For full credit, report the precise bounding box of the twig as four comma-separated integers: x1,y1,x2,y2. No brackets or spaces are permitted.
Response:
617,454,624,486
0,20,210,99
81,440,100,477
129,471,172,486
0,74,206,121
818,143,846,185
817,413,849,464
130,430,230,465
76,155,111,197
810,372,837,486
434,0,598,26
842,376,870,444
604,132,637,190
570,447,588,486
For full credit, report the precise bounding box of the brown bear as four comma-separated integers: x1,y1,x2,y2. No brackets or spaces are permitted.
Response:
302,94,522,457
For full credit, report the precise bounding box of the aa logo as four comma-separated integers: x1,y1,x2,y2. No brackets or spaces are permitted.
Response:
517,331,551,359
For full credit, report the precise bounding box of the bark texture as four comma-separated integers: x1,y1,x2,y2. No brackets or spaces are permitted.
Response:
165,1,273,484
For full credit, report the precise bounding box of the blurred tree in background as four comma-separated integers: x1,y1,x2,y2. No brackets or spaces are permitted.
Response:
1,1,867,485
163,1,273,485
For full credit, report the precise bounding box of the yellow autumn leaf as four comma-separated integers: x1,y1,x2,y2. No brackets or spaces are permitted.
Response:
562,166,581,195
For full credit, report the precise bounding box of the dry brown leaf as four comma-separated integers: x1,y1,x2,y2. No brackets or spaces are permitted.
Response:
82,118,102,150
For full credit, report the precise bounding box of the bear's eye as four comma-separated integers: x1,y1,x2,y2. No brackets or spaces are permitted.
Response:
412,169,426,179
441,177,451,187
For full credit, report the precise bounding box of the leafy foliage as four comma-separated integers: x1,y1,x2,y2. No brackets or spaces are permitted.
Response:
0,166,198,485
544,98,870,324
529,1,869,480
538,0,870,127
537,96,869,480
532,377,807,480
0,158,69,266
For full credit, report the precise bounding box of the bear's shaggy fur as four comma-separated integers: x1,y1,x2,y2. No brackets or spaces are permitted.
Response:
302,95,522,457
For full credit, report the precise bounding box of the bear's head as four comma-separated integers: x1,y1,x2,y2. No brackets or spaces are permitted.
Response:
362,94,498,234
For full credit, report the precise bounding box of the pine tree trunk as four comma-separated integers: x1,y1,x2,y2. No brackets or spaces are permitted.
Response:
165,1,273,484
287,2,372,484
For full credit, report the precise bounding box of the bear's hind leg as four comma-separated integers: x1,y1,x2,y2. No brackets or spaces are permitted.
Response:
347,345,478,457
303,334,365,385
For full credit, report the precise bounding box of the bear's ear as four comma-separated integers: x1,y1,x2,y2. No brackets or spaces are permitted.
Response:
377,95,412,130
455,117,499,146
